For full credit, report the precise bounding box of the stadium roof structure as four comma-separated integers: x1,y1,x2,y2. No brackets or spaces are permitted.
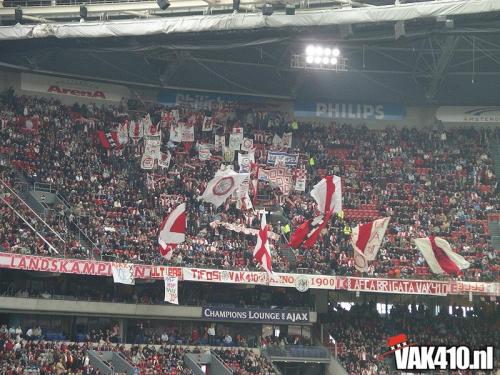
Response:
0,0,500,105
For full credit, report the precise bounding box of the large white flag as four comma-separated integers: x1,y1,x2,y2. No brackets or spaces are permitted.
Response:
164,276,179,305
112,263,135,285
200,169,250,208
414,236,470,275
352,217,390,272
310,175,342,214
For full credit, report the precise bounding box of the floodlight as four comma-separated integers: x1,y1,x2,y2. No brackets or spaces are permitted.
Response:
332,48,340,57
316,46,324,56
330,57,338,65
324,48,331,56
306,56,314,64
322,57,329,64
306,45,315,56
314,56,321,64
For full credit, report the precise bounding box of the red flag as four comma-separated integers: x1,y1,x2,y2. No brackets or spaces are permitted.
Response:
289,219,312,249
253,212,272,274
289,212,331,249
97,130,121,149
158,203,186,260
303,212,331,249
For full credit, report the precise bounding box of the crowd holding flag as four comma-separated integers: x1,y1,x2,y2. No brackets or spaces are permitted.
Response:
310,175,342,214
351,217,390,272
158,203,186,260
200,168,250,208
414,236,470,275
253,212,273,274
97,109,473,282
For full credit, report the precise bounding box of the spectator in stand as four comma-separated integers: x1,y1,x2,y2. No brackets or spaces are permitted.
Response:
0,92,498,281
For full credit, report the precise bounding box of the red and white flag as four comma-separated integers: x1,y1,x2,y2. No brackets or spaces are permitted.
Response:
289,212,331,249
253,212,272,274
351,217,390,272
129,120,144,142
158,203,186,260
414,236,470,275
310,175,342,214
200,168,250,208
97,130,122,150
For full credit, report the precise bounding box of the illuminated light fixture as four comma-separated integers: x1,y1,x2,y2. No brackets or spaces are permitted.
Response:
314,56,321,64
306,45,316,56
324,48,331,56
330,57,338,65
306,55,314,64
316,46,324,56
332,48,340,57
322,57,329,64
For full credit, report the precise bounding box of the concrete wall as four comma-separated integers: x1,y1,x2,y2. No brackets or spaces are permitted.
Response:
0,296,202,320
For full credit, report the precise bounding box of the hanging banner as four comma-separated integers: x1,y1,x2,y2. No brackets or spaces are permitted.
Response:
238,152,254,173
112,263,135,285
1,253,498,297
170,122,183,143
229,133,243,151
214,135,225,151
158,151,171,169
241,138,254,152
436,106,500,123
294,101,405,120
202,116,213,131
282,132,293,148
141,138,161,170
267,151,299,167
164,276,179,305
199,145,212,161
181,123,195,142
294,168,307,192
202,306,310,324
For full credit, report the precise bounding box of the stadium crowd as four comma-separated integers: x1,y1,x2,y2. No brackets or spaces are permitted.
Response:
0,91,499,281
323,302,499,375
0,321,283,375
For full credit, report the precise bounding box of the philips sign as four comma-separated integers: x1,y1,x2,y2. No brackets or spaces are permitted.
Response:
294,101,405,120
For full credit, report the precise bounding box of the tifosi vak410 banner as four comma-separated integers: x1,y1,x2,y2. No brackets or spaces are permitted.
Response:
0,253,498,297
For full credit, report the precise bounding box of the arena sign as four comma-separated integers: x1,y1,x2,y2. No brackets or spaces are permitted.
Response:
294,101,405,120
201,306,310,324
21,73,130,102
0,253,498,297
157,89,289,111
436,106,500,123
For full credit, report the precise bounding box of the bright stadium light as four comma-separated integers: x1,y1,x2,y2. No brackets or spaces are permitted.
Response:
306,45,316,56
293,45,346,71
